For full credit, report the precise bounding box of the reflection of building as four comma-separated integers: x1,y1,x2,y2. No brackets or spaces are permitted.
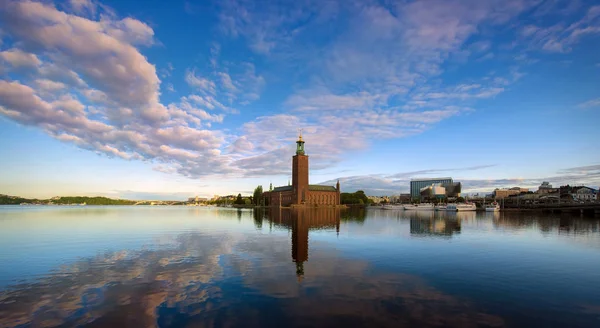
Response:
410,217,461,238
264,133,340,207
266,208,341,281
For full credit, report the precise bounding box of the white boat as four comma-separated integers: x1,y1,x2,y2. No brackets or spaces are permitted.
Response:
404,203,434,211
485,202,500,212
434,204,447,211
382,204,404,210
446,203,477,211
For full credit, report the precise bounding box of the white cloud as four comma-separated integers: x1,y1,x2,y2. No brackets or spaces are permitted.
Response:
0,2,238,178
218,72,237,92
69,0,96,16
1,0,164,123
521,5,600,53
185,69,216,95
209,0,541,176
185,60,264,107
34,79,67,92
1,0,596,184
578,98,600,109
0,48,41,67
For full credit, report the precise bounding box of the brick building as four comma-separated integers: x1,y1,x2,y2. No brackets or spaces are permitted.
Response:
264,133,340,207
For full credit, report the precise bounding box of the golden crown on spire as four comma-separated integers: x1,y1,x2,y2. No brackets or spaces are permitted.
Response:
298,128,303,142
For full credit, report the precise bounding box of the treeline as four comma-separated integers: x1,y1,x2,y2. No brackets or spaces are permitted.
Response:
0,195,136,205
51,197,135,205
0,195,34,205
340,190,370,205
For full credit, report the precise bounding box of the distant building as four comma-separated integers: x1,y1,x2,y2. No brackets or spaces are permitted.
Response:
419,184,446,200
263,133,340,207
367,196,389,204
537,181,558,194
494,187,529,199
443,182,462,198
570,186,597,201
410,178,453,199
188,196,208,203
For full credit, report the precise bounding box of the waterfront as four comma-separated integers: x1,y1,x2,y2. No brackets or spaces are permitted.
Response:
1,206,599,327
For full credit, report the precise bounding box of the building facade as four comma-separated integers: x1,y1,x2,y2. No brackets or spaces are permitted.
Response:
493,187,529,199
410,178,460,199
419,184,446,200
571,186,597,201
264,134,340,207
410,178,453,199
537,182,558,194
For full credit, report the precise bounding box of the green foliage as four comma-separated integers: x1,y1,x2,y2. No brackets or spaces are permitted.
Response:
52,196,135,205
341,208,366,223
0,195,134,205
253,185,264,206
244,198,251,205
0,195,32,205
457,196,465,203
235,193,244,205
340,190,369,205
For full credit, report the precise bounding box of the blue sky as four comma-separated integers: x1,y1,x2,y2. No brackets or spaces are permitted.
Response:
0,0,599,199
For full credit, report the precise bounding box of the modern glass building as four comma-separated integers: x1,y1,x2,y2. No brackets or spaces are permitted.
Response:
410,178,453,199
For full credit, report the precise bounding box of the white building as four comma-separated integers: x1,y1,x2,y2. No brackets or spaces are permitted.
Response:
571,187,597,201
420,184,446,199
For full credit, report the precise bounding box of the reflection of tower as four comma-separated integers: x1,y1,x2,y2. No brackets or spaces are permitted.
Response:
265,208,341,282
291,210,309,282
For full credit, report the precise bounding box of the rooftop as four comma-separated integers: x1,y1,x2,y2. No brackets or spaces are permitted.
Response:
410,177,453,182
272,186,293,192
308,185,336,192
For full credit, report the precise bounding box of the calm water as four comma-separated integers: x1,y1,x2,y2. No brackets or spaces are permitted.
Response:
1,206,599,327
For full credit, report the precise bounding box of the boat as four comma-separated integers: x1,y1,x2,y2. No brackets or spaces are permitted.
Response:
446,203,477,211
434,204,447,211
485,202,500,212
382,204,404,210
404,203,434,211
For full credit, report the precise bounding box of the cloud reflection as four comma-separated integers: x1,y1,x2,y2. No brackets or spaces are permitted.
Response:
0,208,508,328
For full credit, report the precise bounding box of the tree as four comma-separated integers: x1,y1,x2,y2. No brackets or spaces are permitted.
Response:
253,185,263,206
456,196,465,203
340,191,370,205
235,193,244,205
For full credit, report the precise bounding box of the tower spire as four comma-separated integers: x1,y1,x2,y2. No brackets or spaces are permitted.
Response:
296,129,305,155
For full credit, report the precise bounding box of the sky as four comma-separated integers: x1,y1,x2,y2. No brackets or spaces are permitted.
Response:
0,0,599,200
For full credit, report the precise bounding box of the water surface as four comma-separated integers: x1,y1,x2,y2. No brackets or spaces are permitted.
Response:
1,206,599,327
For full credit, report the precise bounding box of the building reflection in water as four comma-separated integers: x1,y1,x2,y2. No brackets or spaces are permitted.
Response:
493,212,600,236
265,208,341,281
408,211,462,238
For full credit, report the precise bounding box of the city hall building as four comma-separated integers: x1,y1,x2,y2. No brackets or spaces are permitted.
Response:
264,134,341,207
